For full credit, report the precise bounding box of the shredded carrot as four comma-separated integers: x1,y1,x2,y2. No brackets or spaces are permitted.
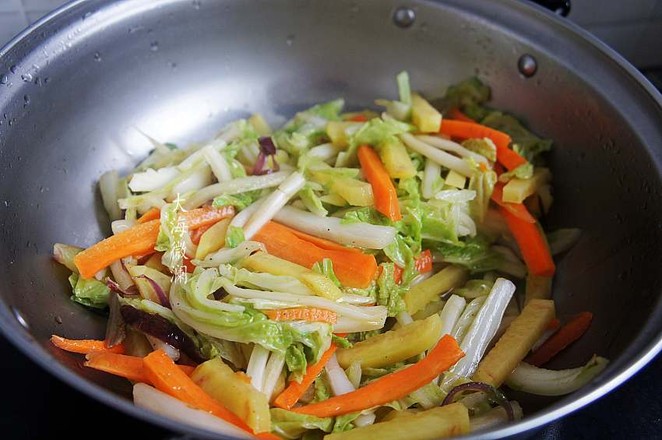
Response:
143,350,255,433
393,249,433,284
499,206,555,277
347,114,369,122
190,222,213,245
50,335,125,355
415,249,433,273
447,107,475,122
491,182,536,224
74,219,161,279
85,351,148,382
291,334,464,417
439,119,527,171
181,205,235,230
74,206,235,279
84,351,195,383
137,207,161,224
253,222,378,288
357,145,402,221
526,312,593,367
280,223,361,254
264,308,338,324
273,344,338,410
547,317,561,332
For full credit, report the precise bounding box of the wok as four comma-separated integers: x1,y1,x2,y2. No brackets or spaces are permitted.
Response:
1,0,661,438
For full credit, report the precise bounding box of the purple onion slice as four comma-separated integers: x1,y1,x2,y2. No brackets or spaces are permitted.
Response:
138,275,170,308
442,381,515,421
104,292,126,348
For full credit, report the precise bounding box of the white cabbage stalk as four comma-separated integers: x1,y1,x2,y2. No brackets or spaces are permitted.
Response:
129,167,180,193
201,144,233,182
109,259,135,291
396,311,414,326
118,192,167,213
171,164,213,198
307,143,343,163
99,169,122,221
325,354,355,396
401,133,474,177
111,219,134,235
183,171,289,209
273,205,397,249
229,197,266,229
262,351,286,400
243,172,306,240
452,296,487,343
246,345,270,392
218,265,314,296
416,135,489,165
188,269,245,314
324,355,377,427
221,280,387,324
337,294,376,306
333,315,386,333
421,158,442,199
193,241,266,268
506,356,609,396
439,295,467,338
450,278,515,378
145,334,180,361
133,383,253,439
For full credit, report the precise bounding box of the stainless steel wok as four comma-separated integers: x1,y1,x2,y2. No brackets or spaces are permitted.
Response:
1,0,661,438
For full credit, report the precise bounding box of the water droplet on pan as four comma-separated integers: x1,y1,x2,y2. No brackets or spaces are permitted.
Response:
393,7,416,28
518,54,538,77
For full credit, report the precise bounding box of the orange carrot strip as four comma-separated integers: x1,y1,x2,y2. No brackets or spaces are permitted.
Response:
491,182,536,224
85,351,148,382
526,312,593,367
84,351,195,383
253,222,378,288
499,206,555,277
143,350,256,434
439,119,526,170
393,249,433,284
347,114,368,122
280,223,361,254
415,249,433,273
74,206,235,279
547,317,561,332
292,335,464,417
357,145,402,221
137,207,161,224
190,222,213,245
273,344,338,410
181,205,235,230
50,335,125,355
74,220,161,279
264,308,337,324
447,107,475,122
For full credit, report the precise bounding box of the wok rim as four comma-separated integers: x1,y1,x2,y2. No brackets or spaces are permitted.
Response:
1,0,661,439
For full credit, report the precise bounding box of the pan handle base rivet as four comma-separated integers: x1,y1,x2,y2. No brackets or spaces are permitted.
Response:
393,7,416,28
518,54,538,77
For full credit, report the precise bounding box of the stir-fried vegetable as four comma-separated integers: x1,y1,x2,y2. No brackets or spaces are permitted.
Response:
49,73,604,439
